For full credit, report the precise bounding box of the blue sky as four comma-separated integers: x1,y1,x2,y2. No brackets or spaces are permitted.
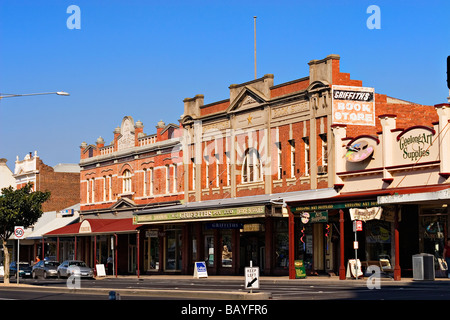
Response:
1,0,449,171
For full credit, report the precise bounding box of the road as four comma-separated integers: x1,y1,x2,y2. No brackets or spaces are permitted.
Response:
2,275,450,300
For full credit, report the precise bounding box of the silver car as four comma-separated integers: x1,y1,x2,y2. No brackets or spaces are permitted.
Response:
57,260,94,279
32,260,60,279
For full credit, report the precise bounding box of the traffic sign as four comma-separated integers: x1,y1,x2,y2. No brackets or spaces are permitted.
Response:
353,220,363,232
245,266,260,290
14,226,25,239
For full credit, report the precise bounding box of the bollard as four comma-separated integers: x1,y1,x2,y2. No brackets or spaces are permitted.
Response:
109,291,116,300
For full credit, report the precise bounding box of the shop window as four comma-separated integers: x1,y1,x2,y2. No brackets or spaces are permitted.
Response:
221,231,232,268
205,235,215,267
420,207,448,259
274,220,289,268
165,227,182,271
365,220,392,261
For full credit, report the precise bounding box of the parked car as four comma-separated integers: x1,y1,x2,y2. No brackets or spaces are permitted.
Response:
57,260,94,279
9,261,32,278
32,260,60,279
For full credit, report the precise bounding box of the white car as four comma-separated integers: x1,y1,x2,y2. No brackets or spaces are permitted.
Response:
57,260,94,278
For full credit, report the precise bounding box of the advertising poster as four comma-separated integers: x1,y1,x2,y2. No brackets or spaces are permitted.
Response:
332,85,375,126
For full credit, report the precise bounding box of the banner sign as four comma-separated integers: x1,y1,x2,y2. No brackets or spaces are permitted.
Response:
349,207,383,222
332,85,375,126
134,205,266,224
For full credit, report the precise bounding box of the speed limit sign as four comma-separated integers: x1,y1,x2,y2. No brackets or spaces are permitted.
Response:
14,226,24,239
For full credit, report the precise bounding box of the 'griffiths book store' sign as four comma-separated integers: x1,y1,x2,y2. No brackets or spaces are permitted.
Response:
332,85,375,126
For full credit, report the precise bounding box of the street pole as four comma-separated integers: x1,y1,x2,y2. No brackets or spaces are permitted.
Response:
17,239,20,285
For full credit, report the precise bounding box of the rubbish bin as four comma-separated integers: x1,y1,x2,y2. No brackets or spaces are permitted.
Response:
412,253,435,281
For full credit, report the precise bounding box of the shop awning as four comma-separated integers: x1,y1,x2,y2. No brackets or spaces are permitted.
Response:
377,184,450,205
134,188,338,224
44,218,139,237
285,184,450,210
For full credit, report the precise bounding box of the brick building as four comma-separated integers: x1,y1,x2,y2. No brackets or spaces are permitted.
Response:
133,54,442,277
14,151,80,212
46,116,184,275
10,152,80,264
44,54,447,278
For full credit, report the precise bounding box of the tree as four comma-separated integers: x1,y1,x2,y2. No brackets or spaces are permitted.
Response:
0,183,50,284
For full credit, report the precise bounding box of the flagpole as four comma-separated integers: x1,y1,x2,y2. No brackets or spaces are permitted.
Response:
254,16,257,80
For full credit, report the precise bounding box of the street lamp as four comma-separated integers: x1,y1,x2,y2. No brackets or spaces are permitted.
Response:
0,91,70,99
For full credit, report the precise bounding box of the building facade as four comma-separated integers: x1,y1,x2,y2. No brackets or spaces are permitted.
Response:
7,152,80,265
45,116,184,275
44,54,448,279
133,54,444,278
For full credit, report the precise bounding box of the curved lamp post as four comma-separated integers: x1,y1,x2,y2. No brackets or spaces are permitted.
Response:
0,91,70,99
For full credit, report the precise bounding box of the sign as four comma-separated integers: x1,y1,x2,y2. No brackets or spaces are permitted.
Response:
245,266,260,290
294,260,306,279
332,85,375,126
193,261,208,278
350,207,382,222
14,226,24,239
353,220,363,232
345,140,374,162
292,200,380,212
396,126,436,162
96,264,106,277
135,205,266,224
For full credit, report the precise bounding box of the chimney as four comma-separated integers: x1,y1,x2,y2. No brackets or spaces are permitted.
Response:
183,94,204,118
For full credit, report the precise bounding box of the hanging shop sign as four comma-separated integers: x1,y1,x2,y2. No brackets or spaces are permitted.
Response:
345,140,374,162
300,211,328,223
332,85,375,126
349,207,383,222
134,205,266,224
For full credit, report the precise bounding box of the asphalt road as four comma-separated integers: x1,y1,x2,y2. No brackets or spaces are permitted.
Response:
2,275,450,300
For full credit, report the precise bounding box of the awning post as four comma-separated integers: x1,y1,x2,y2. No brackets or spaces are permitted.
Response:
339,209,346,280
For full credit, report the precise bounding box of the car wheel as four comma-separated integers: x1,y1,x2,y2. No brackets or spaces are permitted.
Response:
43,271,47,279
32,271,37,279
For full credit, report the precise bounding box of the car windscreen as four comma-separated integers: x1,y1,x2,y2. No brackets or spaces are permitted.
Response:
68,261,87,267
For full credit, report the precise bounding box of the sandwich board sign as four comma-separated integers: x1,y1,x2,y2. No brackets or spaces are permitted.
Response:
245,266,260,291
193,261,208,278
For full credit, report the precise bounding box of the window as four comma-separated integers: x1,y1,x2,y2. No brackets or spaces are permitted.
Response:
321,134,328,172
122,170,132,193
149,168,154,196
215,160,220,188
290,140,296,178
103,176,107,202
226,153,231,186
205,158,210,188
242,148,262,183
304,137,310,176
108,175,112,201
277,142,282,180
91,178,95,203
173,165,177,193
143,169,148,196
165,165,170,194
86,179,90,204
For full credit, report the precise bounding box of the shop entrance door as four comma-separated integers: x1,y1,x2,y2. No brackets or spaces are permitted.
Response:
240,233,265,274
144,232,160,272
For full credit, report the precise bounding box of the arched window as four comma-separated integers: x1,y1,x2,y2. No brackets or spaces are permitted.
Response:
122,169,132,193
242,148,262,183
